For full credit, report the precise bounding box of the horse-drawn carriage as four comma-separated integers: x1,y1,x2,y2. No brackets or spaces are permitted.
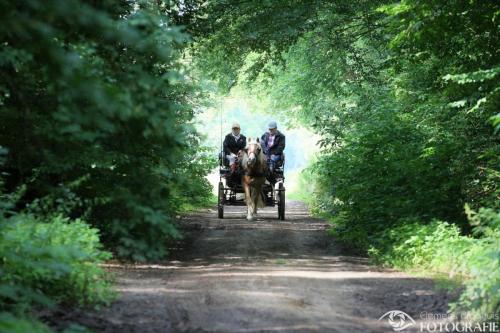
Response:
217,146,285,220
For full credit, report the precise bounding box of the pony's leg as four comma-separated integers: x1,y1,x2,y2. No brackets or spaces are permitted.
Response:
244,184,253,221
247,200,254,221
251,187,258,216
247,205,253,221
248,190,255,220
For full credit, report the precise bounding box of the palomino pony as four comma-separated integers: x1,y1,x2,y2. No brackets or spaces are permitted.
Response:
239,137,267,220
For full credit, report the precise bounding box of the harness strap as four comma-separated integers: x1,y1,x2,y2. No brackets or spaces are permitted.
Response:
244,172,266,177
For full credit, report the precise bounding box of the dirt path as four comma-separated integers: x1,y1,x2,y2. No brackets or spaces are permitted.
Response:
48,201,456,333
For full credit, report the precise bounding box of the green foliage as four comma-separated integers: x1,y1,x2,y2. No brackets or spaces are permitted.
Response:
190,0,500,221
0,312,91,333
0,2,216,330
368,220,465,271
368,209,499,316
0,0,213,261
0,171,113,331
0,312,51,333
0,214,114,311
0,211,111,308
286,168,317,203
190,0,330,90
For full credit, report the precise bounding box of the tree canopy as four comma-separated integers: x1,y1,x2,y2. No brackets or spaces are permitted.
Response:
188,0,499,228
0,0,213,261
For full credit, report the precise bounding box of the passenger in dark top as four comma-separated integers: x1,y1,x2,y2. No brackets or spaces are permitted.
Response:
223,122,246,172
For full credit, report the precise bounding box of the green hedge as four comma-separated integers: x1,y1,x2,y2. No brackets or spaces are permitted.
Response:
363,207,499,316
0,213,114,331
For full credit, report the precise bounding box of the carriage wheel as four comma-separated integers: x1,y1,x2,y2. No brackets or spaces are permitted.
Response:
218,181,224,219
278,182,285,220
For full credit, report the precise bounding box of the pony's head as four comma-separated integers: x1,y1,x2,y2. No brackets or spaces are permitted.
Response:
242,137,266,172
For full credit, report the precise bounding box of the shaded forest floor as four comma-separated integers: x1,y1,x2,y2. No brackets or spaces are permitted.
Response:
43,201,459,333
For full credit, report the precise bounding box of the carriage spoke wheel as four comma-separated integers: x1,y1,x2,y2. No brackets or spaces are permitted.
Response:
218,181,224,219
277,182,285,220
